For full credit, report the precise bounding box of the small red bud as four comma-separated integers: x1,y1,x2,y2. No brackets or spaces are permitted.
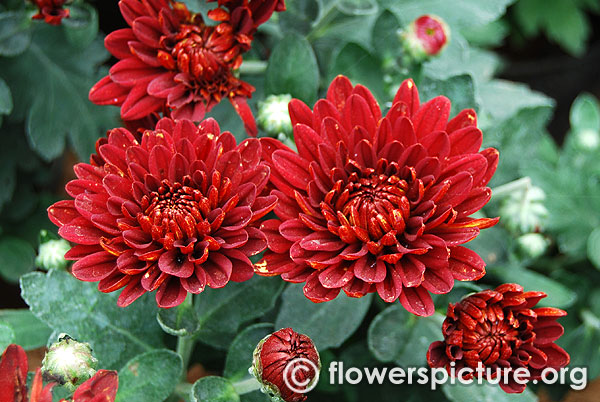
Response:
251,328,320,402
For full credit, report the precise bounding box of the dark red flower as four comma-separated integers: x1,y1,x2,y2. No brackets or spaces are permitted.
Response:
208,0,286,29
88,0,285,135
427,283,570,393
48,117,276,308
412,15,449,56
65,370,118,402
0,344,115,402
252,328,320,402
257,76,499,316
31,0,70,25
0,344,30,402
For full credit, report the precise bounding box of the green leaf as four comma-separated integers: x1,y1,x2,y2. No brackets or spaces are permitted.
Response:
383,0,516,29
266,33,319,104
0,236,35,283
444,381,537,402
20,269,164,369
328,42,384,101
491,265,577,309
418,74,476,117
0,25,117,161
514,0,589,56
0,309,52,350
278,0,319,35
462,225,508,269
191,376,240,402
0,77,13,115
336,0,378,16
0,11,31,57
0,322,15,352
484,107,554,187
224,323,273,381
194,276,284,349
570,93,600,132
461,19,510,47
562,321,600,380
372,10,401,59
62,3,99,49
478,79,554,124
423,35,500,85
115,349,182,402
275,284,372,350
367,304,410,362
367,304,444,366
588,227,600,270
157,299,200,337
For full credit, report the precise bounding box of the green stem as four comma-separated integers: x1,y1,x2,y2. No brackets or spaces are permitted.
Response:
176,294,195,381
490,176,532,199
233,377,262,395
174,382,193,400
239,60,268,75
306,2,339,42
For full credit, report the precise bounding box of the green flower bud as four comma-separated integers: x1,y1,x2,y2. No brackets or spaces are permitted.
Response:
42,334,98,391
36,231,70,271
516,233,550,259
258,94,293,138
575,128,600,150
499,186,548,234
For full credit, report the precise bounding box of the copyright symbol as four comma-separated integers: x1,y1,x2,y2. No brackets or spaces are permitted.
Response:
282,357,320,394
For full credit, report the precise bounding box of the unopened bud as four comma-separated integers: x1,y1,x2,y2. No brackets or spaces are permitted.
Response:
42,334,98,391
36,231,70,271
516,233,550,259
399,15,449,63
251,328,320,402
575,129,600,150
258,94,293,138
499,186,548,234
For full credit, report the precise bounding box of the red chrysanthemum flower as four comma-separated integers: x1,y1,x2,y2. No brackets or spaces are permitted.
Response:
89,0,284,135
208,0,286,30
31,0,70,25
427,283,570,393
47,117,276,308
0,344,118,402
252,328,320,402
257,76,499,316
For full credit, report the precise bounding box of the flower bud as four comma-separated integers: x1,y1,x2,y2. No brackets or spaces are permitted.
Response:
427,283,569,393
251,328,320,402
257,94,293,138
516,232,550,259
575,128,600,150
499,185,548,234
42,334,98,391
399,15,449,63
36,230,71,271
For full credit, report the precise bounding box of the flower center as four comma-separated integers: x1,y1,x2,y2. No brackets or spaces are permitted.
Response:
142,179,210,237
322,161,411,248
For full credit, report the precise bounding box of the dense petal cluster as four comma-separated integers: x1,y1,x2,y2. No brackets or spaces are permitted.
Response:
31,0,70,25
257,76,498,316
48,117,276,308
89,0,284,135
0,344,118,402
252,328,320,402
427,283,570,393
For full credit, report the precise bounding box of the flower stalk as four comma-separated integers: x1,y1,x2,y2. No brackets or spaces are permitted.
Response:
176,294,195,381
232,377,262,395
490,176,532,199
